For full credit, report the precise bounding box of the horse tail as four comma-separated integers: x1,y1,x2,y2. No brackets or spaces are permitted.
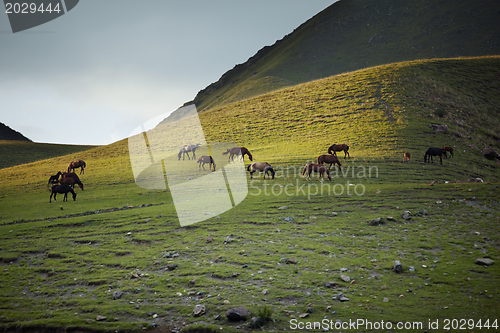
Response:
424,152,428,163
222,150,229,155
301,165,307,176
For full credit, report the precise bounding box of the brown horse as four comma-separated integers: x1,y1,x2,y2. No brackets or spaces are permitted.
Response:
328,144,350,159
48,171,62,186
442,146,454,159
402,152,411,163
223,147,253,162
197,155,216,171
317,155,342,171
60,173,84,190
50,184,77,203
302,163,331,181
178,144,201,161
68,160,86,174
247,162,274,180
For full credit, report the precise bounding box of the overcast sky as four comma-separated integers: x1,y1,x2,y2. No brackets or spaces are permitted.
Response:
0,1,335,145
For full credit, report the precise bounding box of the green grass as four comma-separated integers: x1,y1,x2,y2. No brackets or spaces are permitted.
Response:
0,57,499,332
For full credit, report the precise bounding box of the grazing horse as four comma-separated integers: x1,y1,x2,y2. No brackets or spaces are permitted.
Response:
197,155,216,171
247,162,275,180
402,152,411,163
50,184,77,203
223,147,253,162
442,146,454,159
178,144,201,161
60,173,84,190
424,147,445,165
68,160,86,174
328,144,350,159
48,171,62,186
302,163,331,181
317,154,342,171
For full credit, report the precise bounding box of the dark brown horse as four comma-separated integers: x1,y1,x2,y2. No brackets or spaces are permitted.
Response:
197,155,216,171
178,144,201,160
50,184,77,203
302,163,331,181
402,152,411,163
60,173,84,190
48,171,62,186
68,160,86,174
442,146,454,159
223,147,253,162
247,162,274,180
317,155,342,171
328,144,350,159
424,147,445,165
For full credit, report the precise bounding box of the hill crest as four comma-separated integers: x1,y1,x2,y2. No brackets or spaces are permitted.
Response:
183,0,500,113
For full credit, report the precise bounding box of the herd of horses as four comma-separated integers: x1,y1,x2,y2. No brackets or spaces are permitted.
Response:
47,143,455,203
178,142,454,181
47,160,86,202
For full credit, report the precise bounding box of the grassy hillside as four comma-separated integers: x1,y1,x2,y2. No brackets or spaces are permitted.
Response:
183,0,500,113
0,58,499,332
0,141,98,169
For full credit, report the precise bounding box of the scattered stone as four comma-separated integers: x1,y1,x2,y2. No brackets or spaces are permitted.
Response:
112,291,123,300
368,217,384,226
299,313,309,318
193,304,206,317
286,258,298,264
261,289,268,295
306,307,314,313
337,293,349,302
249,316,264,329
130,272,139,279
284,217,294,222
383,298,389,302
325,282,339,288
96,315,106,321
393,260,404,273
401,211,411,220
380,285,386,290
387,216,395,221
223,300,231,304
482,147,500,160
476,258,494,266
408,266,415,272
430,124,448,134
226,307,250,322
278,206,287,210
340,275,350,282
206,235,213,243
166,264,178,271
340,268,348,273
331,212,338,217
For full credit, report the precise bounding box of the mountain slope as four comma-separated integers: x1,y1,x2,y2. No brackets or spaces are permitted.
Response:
0,122,31,141
185,0,500,113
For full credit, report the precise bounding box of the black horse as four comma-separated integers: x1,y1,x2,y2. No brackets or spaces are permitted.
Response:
50,184,77,203
424,147,445,165
47,171,62,186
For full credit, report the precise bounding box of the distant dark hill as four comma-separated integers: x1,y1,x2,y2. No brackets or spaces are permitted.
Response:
183,0,500,114
0,122,31,141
